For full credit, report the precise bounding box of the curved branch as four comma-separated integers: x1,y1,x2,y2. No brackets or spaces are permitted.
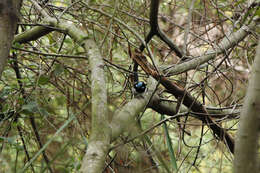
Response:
14,26,53,43
164,22,258,76
136,0,183,84
148,94,240,119
27,2,111,173
157,28,183,58
131,49,235,153
139,0,183,58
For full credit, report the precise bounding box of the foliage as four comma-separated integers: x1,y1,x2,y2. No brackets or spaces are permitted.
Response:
0,0,259,172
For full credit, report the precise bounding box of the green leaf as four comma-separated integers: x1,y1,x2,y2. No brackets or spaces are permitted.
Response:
0,136,17,145
21,115,76,172
256,9,260,17
53,64,64,76
22,101,38,113
161,114,178,171
0,87,11,97
13,42,23,49
38,75,50,85
38,107,50,117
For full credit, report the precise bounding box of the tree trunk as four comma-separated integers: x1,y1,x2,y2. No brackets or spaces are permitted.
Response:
0,0,22,78
234,39,260,173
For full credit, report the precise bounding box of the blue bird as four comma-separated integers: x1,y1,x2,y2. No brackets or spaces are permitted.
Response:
134,81,146,93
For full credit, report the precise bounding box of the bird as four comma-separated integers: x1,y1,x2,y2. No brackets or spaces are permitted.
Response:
134,81,146,93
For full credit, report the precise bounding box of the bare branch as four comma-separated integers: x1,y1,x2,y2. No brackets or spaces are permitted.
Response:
131,49,235,153
164,22,258,76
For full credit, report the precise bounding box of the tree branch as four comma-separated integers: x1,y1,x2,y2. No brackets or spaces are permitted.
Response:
148,93,240,119
164,22,258,76
26,2,111,172
110,77,158,141
14,25,53,43
131,49,235,153
80,39,111,173
234,39,260,173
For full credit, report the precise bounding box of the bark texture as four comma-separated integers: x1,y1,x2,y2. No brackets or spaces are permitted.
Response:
0,0,22,78
80,39,111,173
234,39,260,173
